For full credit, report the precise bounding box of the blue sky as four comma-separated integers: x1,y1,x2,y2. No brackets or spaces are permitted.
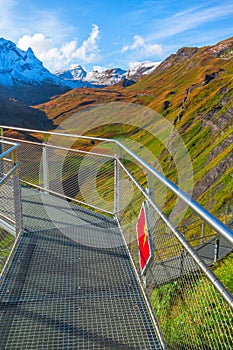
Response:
1,0,233,72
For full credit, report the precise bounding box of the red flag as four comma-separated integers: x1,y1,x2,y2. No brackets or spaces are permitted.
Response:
136,202,153,275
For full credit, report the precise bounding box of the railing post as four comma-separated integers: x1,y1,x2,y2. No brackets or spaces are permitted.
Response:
147,172,155,203
201,221,205,243
114,156,118,215
12,150,23,235
114,155,123,224
143,173,156,289
214,237,220,263
180,249,184,277
146,172,156,233
42,141,49,192
0,128,4,177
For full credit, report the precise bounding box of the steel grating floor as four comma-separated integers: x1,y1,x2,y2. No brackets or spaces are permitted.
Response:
0,187,162,349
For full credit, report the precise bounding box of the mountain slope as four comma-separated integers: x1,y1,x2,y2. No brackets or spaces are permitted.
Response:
0,96,54,130
126,38,233,211
34,37,233,216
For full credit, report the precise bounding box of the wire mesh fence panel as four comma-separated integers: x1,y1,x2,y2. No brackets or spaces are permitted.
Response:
116,162,233,350
0,229,15,273
0,144,21,230
3,136,115,215
0,177,15,225
17,142,44,187
45,147,115,214
150,251,233,350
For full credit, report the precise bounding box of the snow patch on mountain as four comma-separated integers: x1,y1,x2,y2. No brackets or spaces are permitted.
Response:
126,61,160,80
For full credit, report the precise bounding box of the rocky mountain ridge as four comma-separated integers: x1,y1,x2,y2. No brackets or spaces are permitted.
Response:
55,62,160,88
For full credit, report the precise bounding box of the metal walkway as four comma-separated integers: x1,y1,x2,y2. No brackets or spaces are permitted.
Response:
0,187,162,349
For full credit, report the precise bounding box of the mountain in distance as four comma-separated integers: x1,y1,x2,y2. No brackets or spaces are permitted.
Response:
54,62,160,88
54,65,92,88
55,65,87,81
35,36,233,215
0,38,71,104
0,38,64,87
85,67,128,86
0,37,160,130
0,37,160,103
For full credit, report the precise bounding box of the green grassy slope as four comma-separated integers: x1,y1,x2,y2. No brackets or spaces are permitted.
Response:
34,37,233,217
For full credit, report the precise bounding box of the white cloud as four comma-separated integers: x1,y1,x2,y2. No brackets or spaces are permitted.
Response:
18,33,54,53
17,24,100,71
121,45,129,53
144,43,162,56
121,34,162,57
71,24,100,63
131,35,145,50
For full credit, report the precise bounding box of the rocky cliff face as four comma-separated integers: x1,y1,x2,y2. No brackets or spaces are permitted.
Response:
156,47,199,71
206,37,233,58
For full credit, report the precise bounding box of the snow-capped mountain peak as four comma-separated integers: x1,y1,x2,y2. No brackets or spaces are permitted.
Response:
54,62,159,88
85,67,127,85
55,65,87,81
0,38,67,88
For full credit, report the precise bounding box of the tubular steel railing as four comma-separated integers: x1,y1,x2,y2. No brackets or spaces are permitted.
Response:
0,125,232,350
0,139,22,281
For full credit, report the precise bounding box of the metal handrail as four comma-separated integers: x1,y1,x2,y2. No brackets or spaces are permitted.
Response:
0,163,20,185
0,125,232,246
1,135,115,159
0,140,19,161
